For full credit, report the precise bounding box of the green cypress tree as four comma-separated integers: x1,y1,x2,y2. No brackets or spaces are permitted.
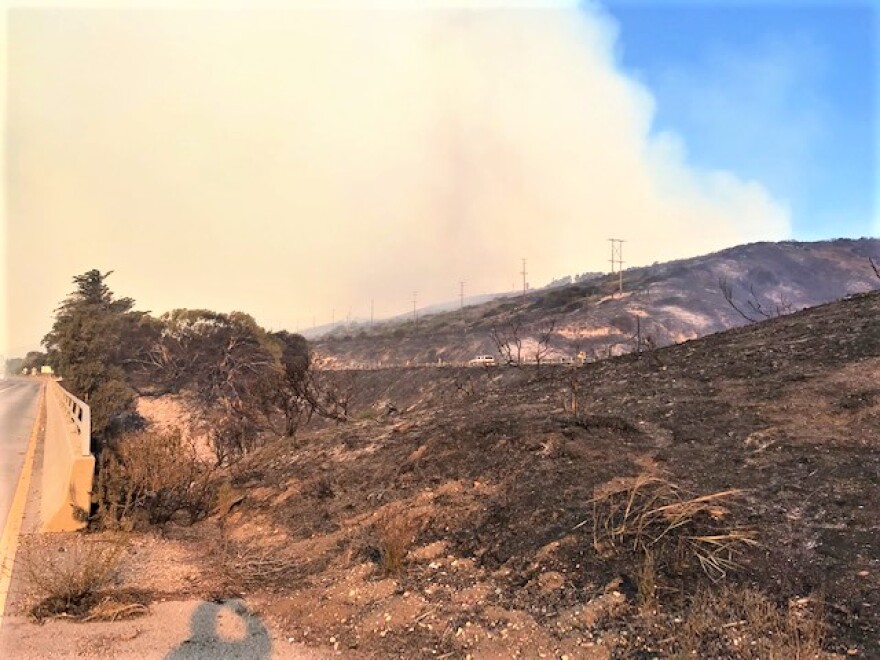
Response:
42,270,142,440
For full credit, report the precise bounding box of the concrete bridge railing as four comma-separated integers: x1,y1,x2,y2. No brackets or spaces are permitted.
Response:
41,381,95,532
56,383,91,456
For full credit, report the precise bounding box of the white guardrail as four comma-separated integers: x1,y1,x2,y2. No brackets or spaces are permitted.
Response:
42,381,94,532
55,383,91,456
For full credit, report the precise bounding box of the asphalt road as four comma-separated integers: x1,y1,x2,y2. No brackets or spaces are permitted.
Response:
0,378,41,536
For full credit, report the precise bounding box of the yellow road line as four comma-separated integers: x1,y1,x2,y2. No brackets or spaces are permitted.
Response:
0,383,45,626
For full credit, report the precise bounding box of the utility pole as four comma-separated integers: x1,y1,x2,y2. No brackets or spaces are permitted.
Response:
609,239,625,296
370,299,374,329
459,281,465,310
412,291,418,327
520,258,528,302
331,308,335,325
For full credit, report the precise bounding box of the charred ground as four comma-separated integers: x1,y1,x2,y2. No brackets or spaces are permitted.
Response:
186,289,880,657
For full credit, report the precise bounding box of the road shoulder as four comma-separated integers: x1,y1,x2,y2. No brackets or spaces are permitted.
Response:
0,383,44,625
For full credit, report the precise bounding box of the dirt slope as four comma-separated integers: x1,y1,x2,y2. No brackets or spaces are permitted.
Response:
213,290,879,657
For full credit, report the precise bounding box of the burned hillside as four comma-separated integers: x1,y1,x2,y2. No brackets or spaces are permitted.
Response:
198,289,880,657
313,238,879,369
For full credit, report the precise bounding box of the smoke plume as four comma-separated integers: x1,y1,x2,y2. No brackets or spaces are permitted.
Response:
5,2,790,351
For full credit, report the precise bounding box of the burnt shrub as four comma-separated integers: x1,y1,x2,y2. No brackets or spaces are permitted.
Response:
95,429,218,529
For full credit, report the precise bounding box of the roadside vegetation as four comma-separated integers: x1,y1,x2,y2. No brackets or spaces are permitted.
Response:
17,269,342,621
39,270,335,463
18,534,148,623
94,428,217,529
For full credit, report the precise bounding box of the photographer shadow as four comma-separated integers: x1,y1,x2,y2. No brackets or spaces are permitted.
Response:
166,599,271,660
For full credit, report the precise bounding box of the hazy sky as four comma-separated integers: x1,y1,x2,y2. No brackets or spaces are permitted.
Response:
2,0,876,356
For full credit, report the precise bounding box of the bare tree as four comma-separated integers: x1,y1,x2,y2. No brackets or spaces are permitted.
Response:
299,370,358,422
250,361,357,434
489,316,524,366
870,257,880,281
719,278,793,324
533,318,558,367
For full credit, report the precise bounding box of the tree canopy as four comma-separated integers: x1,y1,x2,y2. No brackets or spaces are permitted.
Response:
43,268,314,459
42,270,150,439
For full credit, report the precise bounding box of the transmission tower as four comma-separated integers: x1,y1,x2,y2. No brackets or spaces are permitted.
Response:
609,239,625,296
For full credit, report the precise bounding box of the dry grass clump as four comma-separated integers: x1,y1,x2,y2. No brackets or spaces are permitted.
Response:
212,478,297,592
678,585,827,659
375,507,423,576
217,538,299,591
636,548,658,613
583,475,757,579
18,534,139,622
95,428,218,529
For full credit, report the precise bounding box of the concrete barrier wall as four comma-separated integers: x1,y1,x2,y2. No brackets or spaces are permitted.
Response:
41,381,95,532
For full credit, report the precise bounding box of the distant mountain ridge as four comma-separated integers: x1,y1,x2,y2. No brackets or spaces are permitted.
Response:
313,238,880,367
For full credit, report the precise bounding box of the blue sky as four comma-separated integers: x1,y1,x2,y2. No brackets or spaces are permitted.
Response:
597,0,877,240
